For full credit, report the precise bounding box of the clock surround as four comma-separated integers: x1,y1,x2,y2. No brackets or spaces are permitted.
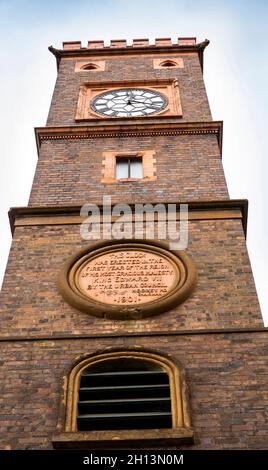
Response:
75,79,182,120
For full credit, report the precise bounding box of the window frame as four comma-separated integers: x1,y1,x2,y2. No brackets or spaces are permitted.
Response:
52,349,194,449
101,150,156,184
116,155,143,180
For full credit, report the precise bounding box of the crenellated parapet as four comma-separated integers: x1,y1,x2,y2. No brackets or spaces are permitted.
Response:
61,37,197,50
49,37,209,71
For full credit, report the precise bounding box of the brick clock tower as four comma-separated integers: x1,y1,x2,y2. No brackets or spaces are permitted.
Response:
0,37,267,450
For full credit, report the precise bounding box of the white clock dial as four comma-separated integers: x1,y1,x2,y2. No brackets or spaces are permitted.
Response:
91,88,167,117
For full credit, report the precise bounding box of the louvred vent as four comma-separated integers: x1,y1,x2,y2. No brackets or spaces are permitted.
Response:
77,365,172,431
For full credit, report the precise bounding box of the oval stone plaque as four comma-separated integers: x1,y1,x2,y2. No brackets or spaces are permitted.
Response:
59,240,197,320
77,249,179,305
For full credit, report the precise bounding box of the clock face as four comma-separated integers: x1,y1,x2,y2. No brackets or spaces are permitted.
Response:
91,88,167,117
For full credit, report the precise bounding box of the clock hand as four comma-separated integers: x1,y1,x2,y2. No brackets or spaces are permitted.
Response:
129,98,146,104
130,99,162,109
141,102,162,109
126,90,135,104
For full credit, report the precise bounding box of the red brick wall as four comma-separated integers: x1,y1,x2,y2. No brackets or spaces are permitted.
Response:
0,219,262,339
0,332,267,449
29,134,227,206
1,42,266,451
46,54,212,126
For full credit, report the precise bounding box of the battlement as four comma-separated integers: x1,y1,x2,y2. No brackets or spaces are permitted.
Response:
49,37,208,71
62,37,197,50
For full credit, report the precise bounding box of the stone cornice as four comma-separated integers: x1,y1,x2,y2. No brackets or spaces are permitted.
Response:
49,39,209,72
35,121,223,156
9,199,248,237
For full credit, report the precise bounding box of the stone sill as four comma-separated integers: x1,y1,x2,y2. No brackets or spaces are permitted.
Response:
52,428,194,449
116,178,143,183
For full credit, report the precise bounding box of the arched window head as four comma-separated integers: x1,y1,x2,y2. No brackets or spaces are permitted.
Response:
52,349,194,448
82,63,99,71
153,58,184,70
75,60,105,72
160,60,177,68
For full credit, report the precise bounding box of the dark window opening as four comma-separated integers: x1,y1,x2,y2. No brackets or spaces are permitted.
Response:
77,358,172,431
82,64,99,70
161,61,177,67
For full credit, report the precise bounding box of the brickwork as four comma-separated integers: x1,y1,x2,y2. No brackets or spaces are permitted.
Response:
0,332,267,449
0,37,267,450
29,134,227,206
0,219,262,339
46,54,211,126
62,37,197,50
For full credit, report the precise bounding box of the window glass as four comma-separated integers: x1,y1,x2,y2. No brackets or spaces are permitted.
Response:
116,159,129,179
130,159,143,178
116,157,143,179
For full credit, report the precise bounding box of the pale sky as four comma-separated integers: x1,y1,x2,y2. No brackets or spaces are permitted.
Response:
0,0,267,324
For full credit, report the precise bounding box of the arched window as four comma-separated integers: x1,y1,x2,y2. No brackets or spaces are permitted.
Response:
77,357,171,431
153,58,183,70
53,349,194,448
81,63,99,70
160,60,177,68
75,60,105,72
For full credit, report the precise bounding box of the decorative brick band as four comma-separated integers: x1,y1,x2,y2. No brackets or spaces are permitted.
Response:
38,130,218,139
35,121,223,155
1,327,267,343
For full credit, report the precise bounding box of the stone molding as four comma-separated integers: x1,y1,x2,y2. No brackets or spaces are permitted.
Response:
9,199,248,236
153,58,184,69
75,79,182,120
35,121,223,155
58,240,197,320
74,60,106,72
101,150,156,183
52,347,194,448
